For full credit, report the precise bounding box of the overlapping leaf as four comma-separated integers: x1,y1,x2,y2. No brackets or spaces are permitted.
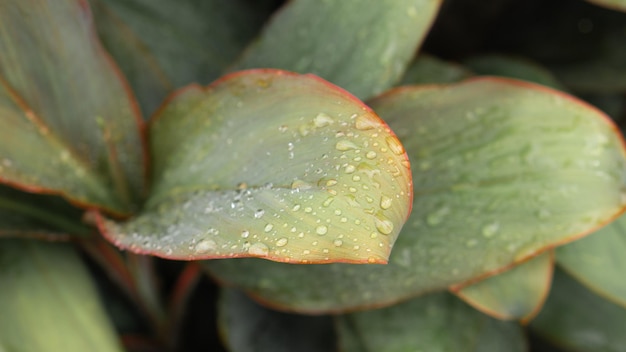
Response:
89,0,275,116
99,70,412,263
557,212,626,308
0,0,146,213
399,55,473,85
234,0,442,99
205,77,626,313
531,268,626,351
0,240,123,352
453,252,553,322
336,292,526,352
218,288,334,352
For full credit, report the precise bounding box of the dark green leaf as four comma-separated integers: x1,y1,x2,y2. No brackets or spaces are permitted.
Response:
455,252,553,322
336,292,526,352
399,54,473,85
205,77,626,313
218,288,335,352
234,0,442,99
0,240,123,352
0,0,146,213
531,268,626,352
557,212,626,308
89,0,274,116
100,70,412,263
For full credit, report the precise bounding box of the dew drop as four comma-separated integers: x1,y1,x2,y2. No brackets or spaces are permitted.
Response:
385,136,404,155
313,112,334,127
278,125,288,133
325,179,338,187
291,179,313,190
374,212,394,235
380,195,393,210
194,239,217,254
264,223,274,232
248,242,269,256
336,140,359,151
333,239,343,247
355,114,381,130
482,222,499,238
322,197,335,207
276,238,288,247
316,225,328,235
345,164,356,173
292,204,301,211
366,151,377,159
254,209,265,219
241,230,250,238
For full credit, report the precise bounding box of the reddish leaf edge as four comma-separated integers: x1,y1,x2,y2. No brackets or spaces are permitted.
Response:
0,0,149,218
451,251,555,324
94,68,413,264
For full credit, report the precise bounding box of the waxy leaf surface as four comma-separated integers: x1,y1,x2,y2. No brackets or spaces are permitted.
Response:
0,240,123,352
0,0,146,213
90,0,274,116
100,70,412,263
464,55,565,90
336,292,526,352
234,0,442,99
206,77,626,313
454,252,553,322
557,212,626,308
218,288,334,352
531,268,626,351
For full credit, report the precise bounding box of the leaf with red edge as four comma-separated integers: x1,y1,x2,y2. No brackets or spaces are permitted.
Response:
204,77,626,313
0,0,146,214
453,251,554,322
98,70,412,263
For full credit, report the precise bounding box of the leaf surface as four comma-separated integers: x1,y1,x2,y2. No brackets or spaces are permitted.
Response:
399,54,473,85
454,252,553,322
531,268,626,351
336,292,526,352
99,70,412,263
205,77,626,313
0,0,146,213
218,288,334,352
0,240,123,352
234,0,442,99
89,0,274,116
557,212,626,308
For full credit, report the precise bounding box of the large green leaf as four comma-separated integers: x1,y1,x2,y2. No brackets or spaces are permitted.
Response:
0,240,123,352
531,268,626,351
218,288,334,352
557,212,626,308
205,77,626,313
99,70,412,263
89,0,275,116
336,292,526,352
0,0,146,213
234,0,442,99
0,185,91,240
454,252,553,322
586,0,626,12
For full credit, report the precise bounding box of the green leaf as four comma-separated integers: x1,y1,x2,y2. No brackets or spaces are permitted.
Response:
530,268,626,351
0,185,91,239
89,0,275,116
586,0,626,12
234,0,442,99
399,54,473,85
99,70,412,263
205,77,626,313
463,54,565,90
557,211,626,308
218,288,335,352
336,292,526,352
0,0,146,213
0,240,123,352
454,252,553,322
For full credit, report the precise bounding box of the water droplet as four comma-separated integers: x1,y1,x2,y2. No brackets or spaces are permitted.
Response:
254,209,265,219
313,112,334,127
333,239,343,247
352,175,361,181
366,151,377,159
374,212,394,235
292,204,301,211
291,179,313,190
380,195,393,210
355,114,381,130
386,136,405,155
482,222,499,238
276,238,288,247
194,239,217,254
325,179,338,187
426,206,450,226
322,197,335,207
316,225,328,235
241,230,250,238
264,223,274,232
336,140,358,151
248,242,269,256
345,164,356,173
278,125,288,133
